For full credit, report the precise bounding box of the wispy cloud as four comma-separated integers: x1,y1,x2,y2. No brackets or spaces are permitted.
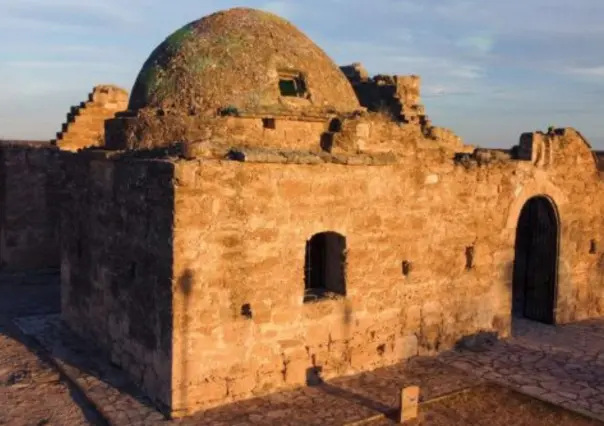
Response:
1,0,141,26
0,0,603,146
455,36,495,55
0,43,108,55
447,65,486,80
423,84,477,98
0,16,96,33
5,60,127,71
565,65,604,79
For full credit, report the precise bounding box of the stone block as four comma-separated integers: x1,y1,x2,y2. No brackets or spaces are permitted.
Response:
350,346,376,370
306,321,332,345
284,359,311,386
394,334,418,360
253,371,284,395
399,386,420,423
186,379,228,404
424,174,439,185
272,309,302,324
227,375,256,397
250,343,282,371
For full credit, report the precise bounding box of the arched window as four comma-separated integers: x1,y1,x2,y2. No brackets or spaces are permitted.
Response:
304,232,347,303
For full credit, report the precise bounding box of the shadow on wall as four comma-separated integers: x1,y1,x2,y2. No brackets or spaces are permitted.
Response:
177,268,194,414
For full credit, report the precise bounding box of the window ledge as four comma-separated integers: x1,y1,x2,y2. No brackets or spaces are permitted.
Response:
303,290,345,304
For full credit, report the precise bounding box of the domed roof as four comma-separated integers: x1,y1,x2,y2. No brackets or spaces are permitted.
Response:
128,8,361,115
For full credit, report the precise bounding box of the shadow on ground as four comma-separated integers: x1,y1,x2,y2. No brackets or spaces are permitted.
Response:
0,269,108,425
4,270,603,426
0,269,479,425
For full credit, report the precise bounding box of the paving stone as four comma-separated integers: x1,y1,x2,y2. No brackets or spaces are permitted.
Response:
6,274,604,424
15,309,484,425
559,391,579,400
521,385,547,396
0,273,104,426
440,317,604,422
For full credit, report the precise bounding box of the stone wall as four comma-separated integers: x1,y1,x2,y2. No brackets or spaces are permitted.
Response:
104,65,471,155
106,113,342,152
53,85,128,152
59,151,175,411
340,63,468,151
168,127,604,415
592,150,604,172
340,63,424,123
0,141,61,270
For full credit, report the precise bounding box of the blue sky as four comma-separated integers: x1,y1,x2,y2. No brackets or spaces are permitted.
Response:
1,0,604,148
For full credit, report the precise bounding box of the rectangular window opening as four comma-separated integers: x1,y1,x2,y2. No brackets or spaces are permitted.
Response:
278,71,308,98
262,117,276,129
304,231,347,303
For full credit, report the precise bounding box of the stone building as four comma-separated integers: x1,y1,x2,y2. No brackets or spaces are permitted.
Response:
49,6,604,419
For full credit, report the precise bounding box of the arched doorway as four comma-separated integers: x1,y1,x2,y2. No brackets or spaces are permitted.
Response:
512,196,559,324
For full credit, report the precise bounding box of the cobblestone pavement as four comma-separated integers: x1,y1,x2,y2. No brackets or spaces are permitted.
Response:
440,317,604,420
0,270,104,426
14,312,481,426
365,383,602,425
5,272,604,425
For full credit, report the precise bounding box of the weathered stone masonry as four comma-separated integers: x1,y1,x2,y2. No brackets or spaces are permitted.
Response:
0,141,62,270
53,85,128,152
60,151,175,407
166,127,604,415
53,6,604,420
0,85,128,272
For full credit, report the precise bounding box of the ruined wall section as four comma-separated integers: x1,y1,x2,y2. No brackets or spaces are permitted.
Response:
108,109,469,171
106,109,436,157
340,64,422,122
592,150,604,173
53,85,128,152
326,114,468,156
106,64,470,156
60,152,175,411
106,113,331,152
528,129,604,322
340,63,470,153
0,141,62,270
457,127,604,323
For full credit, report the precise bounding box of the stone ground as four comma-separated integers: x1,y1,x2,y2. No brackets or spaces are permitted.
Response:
440,316,604,419
1,271,603,425
367,383,602,425
14,313,479,426
0,270,105,426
